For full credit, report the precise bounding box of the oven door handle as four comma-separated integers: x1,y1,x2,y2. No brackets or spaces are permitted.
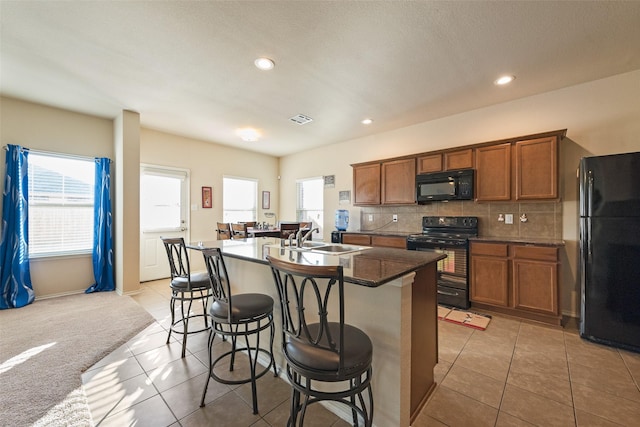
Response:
437,289,461,296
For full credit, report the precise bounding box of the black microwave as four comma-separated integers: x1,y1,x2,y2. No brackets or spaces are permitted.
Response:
416,169,474,203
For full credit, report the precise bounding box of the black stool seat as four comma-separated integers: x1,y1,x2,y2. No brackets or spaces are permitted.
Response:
286,322,372,376
170,271,210,290
210,293,274,322
200,248,277,415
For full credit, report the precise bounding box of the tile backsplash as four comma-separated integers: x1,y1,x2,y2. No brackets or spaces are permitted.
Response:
360,201,562,239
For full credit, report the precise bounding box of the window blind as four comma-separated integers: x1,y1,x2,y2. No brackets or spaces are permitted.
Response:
28,153,95,257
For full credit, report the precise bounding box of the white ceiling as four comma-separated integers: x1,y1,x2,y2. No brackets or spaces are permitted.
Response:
2,1,640,157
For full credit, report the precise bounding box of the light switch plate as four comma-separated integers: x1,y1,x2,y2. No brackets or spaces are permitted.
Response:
505,214,513,224
368,214,373,222
392,214,398,222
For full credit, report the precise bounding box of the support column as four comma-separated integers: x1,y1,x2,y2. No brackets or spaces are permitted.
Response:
114,110,140,295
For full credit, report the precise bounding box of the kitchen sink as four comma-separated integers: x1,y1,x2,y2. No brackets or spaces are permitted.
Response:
266,242,370,255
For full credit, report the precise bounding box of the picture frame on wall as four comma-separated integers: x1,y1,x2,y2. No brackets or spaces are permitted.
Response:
262,191,270,209
202,186,212,208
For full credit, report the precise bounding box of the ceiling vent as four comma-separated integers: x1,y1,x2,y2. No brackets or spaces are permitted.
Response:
289,114,313,125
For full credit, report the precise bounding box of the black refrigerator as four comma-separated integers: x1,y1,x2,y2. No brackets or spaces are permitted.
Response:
579,151,640,353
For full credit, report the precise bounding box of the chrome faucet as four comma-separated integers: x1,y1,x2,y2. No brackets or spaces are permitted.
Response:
298,227,319,247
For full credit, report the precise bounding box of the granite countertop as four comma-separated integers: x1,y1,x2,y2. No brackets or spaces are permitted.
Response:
189,237,445,287
469,236,565,246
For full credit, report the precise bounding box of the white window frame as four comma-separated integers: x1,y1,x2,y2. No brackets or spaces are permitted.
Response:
27,151,95,258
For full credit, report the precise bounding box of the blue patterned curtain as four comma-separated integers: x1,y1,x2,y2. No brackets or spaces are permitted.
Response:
0,145,35,309
86,158,115,293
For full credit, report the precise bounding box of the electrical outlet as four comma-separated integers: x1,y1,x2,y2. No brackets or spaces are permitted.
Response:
505,214,514,224
392,214,398,222
368,214,373,222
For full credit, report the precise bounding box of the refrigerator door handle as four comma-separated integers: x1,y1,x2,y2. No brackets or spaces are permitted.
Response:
585,170,593,218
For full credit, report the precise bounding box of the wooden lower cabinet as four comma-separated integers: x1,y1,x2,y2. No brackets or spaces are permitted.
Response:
342,233,407,249
470,253,509,306
470,241,561,325
342,233,372,246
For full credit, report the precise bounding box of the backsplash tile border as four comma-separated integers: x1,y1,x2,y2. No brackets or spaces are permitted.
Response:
360,201,562,239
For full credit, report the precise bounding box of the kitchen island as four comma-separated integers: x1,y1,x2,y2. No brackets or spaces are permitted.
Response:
189,237,445,426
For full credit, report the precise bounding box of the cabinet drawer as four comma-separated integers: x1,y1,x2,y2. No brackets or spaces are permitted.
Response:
342,234,372,246
371,235,407,249
512,245,558,262
470,242,508,257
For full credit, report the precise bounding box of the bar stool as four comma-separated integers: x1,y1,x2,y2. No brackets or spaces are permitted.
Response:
161,237,212,358
200,248,277,414
267,256,374,426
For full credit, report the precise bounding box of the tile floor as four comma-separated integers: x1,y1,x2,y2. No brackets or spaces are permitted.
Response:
82,280,640,426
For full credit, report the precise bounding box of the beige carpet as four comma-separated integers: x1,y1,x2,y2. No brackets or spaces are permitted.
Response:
0,292,154,426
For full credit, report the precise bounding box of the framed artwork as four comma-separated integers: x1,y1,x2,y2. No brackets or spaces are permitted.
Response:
202,186,212,208
262,191,270,209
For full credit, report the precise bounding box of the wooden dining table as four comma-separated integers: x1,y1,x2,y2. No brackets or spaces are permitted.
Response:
246,227,281,238
246,227,310,238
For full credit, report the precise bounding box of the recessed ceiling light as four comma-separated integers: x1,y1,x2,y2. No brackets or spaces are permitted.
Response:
254,57,275,70
362,118,373,125
237,128,260,142
494,75,515,85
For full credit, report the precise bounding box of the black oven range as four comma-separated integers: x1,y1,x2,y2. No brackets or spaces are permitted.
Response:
407,216,478,309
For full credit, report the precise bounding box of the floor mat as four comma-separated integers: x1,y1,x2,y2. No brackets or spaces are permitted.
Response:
438,305,492,330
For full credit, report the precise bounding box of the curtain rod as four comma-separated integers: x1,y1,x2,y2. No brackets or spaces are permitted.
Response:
3,145,111,162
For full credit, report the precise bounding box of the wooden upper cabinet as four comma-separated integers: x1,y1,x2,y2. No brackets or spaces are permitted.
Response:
475,143,511,201
515,136,558,200
444,148,474,170
417,154,442,174
353,163,381,205
381,158,416,204
417,148,474,174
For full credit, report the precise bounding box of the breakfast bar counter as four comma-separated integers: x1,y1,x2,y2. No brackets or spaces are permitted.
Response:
189,238,445,426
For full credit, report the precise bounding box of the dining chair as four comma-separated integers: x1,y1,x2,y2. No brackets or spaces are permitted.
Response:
161,237,212,358
267,256,374,426
200,248,277,414
279,222,300,239
231,222,247,239
243,221,257,237
217,222,232,240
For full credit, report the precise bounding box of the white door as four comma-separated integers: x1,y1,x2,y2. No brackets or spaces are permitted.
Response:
140,165,189,282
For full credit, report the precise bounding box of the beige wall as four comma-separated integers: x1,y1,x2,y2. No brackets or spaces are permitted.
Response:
139,128,280,250
280,70,640,317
